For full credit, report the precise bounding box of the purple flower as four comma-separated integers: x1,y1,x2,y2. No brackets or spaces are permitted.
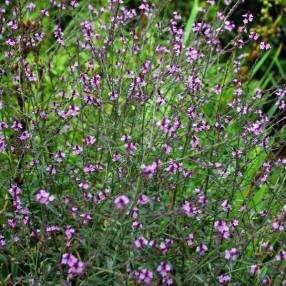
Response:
249,264,260,275
242,12,253,24
218,274,231,284
186,233,195,246
224,20,235,31
0,136,5,152
35,189,55,205
260,42,271,50
112,151,122,162
84,135,96,145
182,201,199,217
157,261,172,277
249,31,259,40
61,253,78,266
19,131,31,141
134,268,153,285
224,248,238,261
68,260,85,276
196,243,208,256
68,105,80,117
275,250,286,261
109,91,118,101
221,199,231,211
138,194,149,205
163,143,171,154
134,235,148,248
125,142,137,155
142,159,160,178
62,253,85,278
12,121,23,131
54,151,65,162
0,122,8,131
72,145,83,155
188,75,202,93
262,275,271,285
83,164,95,173
272,221,284,231
65,225,75,240
0,235,6,247
114,195,129,209
8,185,21,197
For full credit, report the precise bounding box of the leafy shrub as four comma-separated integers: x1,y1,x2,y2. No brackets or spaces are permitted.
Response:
0,0,285,285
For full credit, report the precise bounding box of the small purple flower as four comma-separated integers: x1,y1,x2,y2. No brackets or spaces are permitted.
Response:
218,274,231,284
182,201,199,217
249,264,260,275
224,20,235,31
7,219,17,228
221,199,231,211
0,122,8,131
80,212,92,224
0,136,5,152
12,121,23,131
275,250,286,261
61,253,78,266
46,165,57,175
65,225,75,240
224,248,238,261
125,142,137,155
112,151,122,162
188,75,202,93
142,159,160,178
272,221,284,231
83,164,95,173
35,189,55,205
72,145,83,155
214,220,230,239
8,185,21,197
134,235,148,248
54,150,65,162
132,220,143,229
186,233,195,246
207,0,215,5
84,135,96,145
262,275,271,285
260,42,271,50
0,235,6,247
109,91,118,101
19,131,31,141
114,195,129,209
138,194,149,205
242,12,253,24
157,261,172,277
134,268,153,285
196,243,208,256
68,260,85,276
62,253,85,278
121,134,131,143
158,239,173,253
249,31,259,40
68,105,80,117
163,143,171,154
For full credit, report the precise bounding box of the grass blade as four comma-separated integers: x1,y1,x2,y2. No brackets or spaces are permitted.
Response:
183,0,200,45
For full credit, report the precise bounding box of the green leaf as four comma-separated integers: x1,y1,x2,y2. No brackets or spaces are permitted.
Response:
275,58,286,81
183,0,200,45
257,44,282,87
250,49,272,79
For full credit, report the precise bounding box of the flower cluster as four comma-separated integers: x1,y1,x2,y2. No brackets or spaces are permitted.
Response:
0,0,285,284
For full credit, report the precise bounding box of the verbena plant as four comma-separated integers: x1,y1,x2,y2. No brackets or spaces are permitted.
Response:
0,0,285,285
